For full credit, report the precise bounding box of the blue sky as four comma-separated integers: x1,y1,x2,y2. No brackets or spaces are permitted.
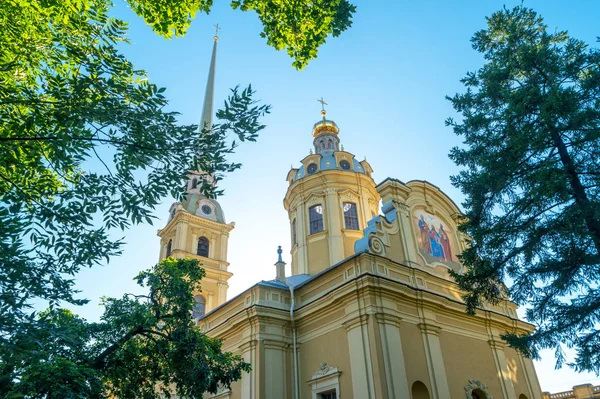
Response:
73,0,600,393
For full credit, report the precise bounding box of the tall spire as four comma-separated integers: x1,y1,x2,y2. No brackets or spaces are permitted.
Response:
185,27,220,194
199,25,219,133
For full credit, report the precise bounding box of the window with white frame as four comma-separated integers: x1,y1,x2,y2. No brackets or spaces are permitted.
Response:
309,205,324,234
318,391,337,399
343,202,359,230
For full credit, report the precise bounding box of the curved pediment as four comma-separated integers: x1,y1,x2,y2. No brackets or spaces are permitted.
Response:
356,178,467,279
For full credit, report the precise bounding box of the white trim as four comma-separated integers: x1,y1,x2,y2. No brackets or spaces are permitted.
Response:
309,363,341,399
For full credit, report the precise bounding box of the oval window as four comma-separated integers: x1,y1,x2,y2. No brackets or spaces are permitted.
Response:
340,160,351,170
201,205,212,215
307,163,318,174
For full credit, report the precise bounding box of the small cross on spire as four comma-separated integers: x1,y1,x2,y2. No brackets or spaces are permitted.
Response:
317,97,328,119
317,97,327,112
213,23,221,41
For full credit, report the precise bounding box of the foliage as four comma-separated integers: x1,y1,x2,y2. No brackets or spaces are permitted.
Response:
2,258,250,398
1,0,268,394
126,0,357,69
447,6,600,372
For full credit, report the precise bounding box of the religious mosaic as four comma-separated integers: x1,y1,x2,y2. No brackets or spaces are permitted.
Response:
413,209,461,269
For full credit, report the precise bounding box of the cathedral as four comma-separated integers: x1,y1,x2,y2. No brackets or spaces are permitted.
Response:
157,33,544,399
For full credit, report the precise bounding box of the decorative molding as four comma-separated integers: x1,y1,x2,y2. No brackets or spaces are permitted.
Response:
368,198,379,216
418,322,442,336
354,202,399,256
369,236,386,256
310,362,340,381
488,339,505,350
339,189,359,203
306,192,326,206
342,314,368,331
308,362,342,399
464,380,493,399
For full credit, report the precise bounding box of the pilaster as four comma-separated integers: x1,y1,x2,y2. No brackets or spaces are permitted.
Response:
394,201,420,266
375,314,410,399
295,202,308,275
418,323,451,399
488,339,517,399
239,340,258,399
325,188,344,265
342,315,376,399
175,221,188,251
519,355,543,399
263,340,287,399
217,281,228,306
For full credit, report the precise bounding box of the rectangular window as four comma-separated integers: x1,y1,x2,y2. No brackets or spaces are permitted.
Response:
319,392,337,399
343,202,359,230
309,205,324,234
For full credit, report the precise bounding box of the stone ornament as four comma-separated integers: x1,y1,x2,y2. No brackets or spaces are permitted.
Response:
311,362,339,380
464,379,492,399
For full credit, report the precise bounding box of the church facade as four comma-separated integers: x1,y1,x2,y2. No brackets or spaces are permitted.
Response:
157,35,544,399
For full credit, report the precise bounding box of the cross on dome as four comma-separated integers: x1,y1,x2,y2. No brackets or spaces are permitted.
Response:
317,97,327,118
213,23,221,41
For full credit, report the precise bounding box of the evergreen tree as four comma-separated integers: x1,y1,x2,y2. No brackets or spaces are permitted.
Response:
447,6,600,372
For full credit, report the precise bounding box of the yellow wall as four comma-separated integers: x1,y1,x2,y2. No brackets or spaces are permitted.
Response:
400,322,432,393
440,331,503,398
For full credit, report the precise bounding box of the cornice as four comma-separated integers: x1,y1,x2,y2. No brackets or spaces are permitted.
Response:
158,211,234,237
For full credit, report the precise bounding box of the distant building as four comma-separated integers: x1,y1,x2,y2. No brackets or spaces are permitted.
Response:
157,33,544,399
543,384,600,399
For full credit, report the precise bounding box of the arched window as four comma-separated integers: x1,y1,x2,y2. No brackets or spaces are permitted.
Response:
320,139,325,151
343,202,359,230
309,205,324,234
327,139,333,150
191,178,198,189
197,236,209,257
411,381,430,399
519,395,529,399
292,219,297,246
192,295,205,319
166,239,172,256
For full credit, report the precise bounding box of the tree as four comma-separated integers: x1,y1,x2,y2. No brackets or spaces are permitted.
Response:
447,6,600,372
2,258,249,398
1,0,269,394
126,0,357,69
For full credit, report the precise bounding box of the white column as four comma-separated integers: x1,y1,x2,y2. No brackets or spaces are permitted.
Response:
325,189,344,265
217,281,228,305
264,341,286,399
294,204,308,274
489,339,517,399
344,315,376,399
519,355,543,399
191,233,197,255
210,236,217,259
376,315,410,398
174,221,188,252
221,233,229,263
240,340,256,399
207,292,214,312
419,323,451,399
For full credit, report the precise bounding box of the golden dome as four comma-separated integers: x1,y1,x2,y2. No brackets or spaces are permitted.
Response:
312,115,340,137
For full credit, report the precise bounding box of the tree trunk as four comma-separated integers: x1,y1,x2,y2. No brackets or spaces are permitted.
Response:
550,127,600,254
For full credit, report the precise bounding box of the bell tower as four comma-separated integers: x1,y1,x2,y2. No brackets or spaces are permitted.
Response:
157,28,233,316
283,101,380,276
